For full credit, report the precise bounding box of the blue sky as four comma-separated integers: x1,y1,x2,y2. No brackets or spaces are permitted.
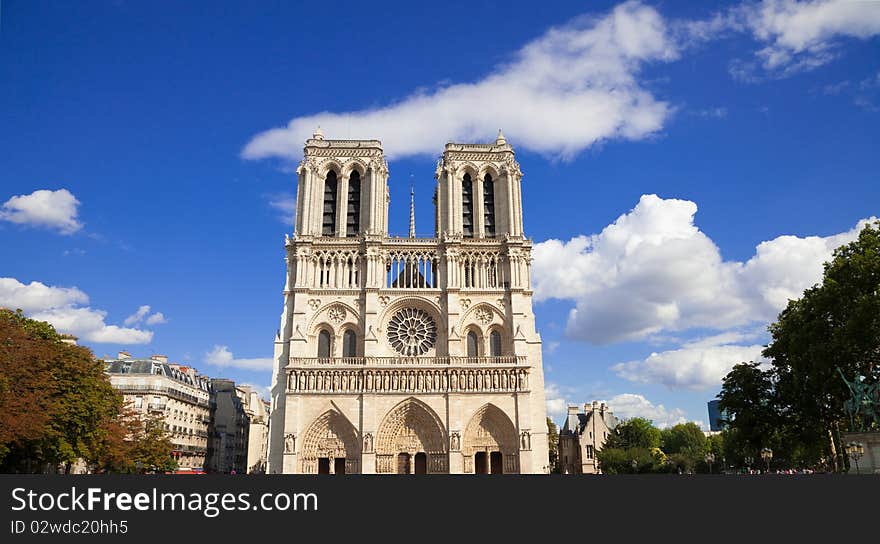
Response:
1,0,879,428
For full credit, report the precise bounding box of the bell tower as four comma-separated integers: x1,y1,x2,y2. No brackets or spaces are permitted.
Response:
434,130,524,239
293,127,390,238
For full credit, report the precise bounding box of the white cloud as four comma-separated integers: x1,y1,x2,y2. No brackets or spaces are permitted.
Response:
145,312,167,325
0,189,83,234
0,277,153,344
267,193,296,226
124,305,167,326
533,194,876,344
607,393,689,429
709,0,880,79
747,0,880,72
243,1,677,162
0,277,88,312
612,337,767,391
204,345,274,371
545,382,569,419
124,305,150,326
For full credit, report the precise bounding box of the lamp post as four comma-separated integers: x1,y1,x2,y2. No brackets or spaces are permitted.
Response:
704,452,715,474
760,448,773,474
846,442,865,475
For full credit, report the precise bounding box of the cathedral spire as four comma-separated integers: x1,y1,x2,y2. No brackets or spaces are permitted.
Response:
409,175,416,238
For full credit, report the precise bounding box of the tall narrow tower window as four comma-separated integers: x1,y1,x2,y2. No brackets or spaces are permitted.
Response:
342,329,357,357
346,171,361,237
466,331,479,358
322,171,338,236
483,173,495,237
489,330,502,357
462,173,474,238
318,330,332,358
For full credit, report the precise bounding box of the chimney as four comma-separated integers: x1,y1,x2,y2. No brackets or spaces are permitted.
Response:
151,354,168,364
118,351,132,360
567,404,579,416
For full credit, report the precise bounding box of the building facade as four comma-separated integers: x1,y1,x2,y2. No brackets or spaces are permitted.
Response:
105,353,212,471
267,130,549,474
206,379,249,473
558,401,618,474
707,400,726,432
238,386,270,474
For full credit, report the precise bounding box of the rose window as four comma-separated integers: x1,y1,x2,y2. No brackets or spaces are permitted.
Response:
387,308,437,356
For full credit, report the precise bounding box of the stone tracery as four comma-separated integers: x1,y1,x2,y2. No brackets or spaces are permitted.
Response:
300,409,360,474
375,398,448,473
462,404,520,474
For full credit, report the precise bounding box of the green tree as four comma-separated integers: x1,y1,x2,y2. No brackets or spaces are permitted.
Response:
764,220,880,471
604,417,661,450
0,309,122,472
546,417,560,473
598,418,666,473
94,410,176,474
717,362,779,464
661,422,707,472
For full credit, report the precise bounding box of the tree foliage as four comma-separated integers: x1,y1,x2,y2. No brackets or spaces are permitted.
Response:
0,309,174,473
716,220,880,471
547,417,560,473
604,417,661,450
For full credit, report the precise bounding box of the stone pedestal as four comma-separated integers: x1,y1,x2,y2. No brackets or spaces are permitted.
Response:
843,432,880,474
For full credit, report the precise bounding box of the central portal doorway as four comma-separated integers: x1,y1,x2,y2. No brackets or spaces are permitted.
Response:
474,451,504,474
396,452,429,474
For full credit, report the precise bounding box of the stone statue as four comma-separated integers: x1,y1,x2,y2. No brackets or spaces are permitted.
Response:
364,433,373,453
451,432,460,451
285,433,295,454
839,368,879,431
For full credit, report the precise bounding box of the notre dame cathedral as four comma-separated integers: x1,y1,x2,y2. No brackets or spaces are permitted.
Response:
266,129,548,474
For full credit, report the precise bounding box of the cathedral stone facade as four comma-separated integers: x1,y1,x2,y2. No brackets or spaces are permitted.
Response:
266,129,548,474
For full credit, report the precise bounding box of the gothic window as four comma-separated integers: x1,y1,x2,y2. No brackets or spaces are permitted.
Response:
466,331,479,358
322,171,338,236
489,330,502,357
346,170,361,237
318,330,332,358
483,173,495,237
462,173,474,237
387,308,437,356
342,329,357,358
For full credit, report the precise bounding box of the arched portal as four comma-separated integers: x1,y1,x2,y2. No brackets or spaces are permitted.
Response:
301,409,360,474
462,404,519,474
376,397,448,474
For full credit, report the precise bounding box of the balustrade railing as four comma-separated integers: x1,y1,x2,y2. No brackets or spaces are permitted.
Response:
289,356,525,367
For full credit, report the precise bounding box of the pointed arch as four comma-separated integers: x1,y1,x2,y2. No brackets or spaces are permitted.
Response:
375,397,448,473
462,172,474,238
462,403,519,474
300,408,360,473
322,170,338,236
346,169,361,237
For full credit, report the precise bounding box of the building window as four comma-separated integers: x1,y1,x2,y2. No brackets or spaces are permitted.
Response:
342,329,357,358
318,330,332,358
483,173,495,237
322,171,338,236
586,445,594,459
489,330,502,357
346,170,360,237
466,331,479,357
462,173,473,237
